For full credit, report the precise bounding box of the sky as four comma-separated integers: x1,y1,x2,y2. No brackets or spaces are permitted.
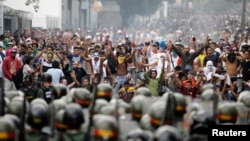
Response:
3,0,61,17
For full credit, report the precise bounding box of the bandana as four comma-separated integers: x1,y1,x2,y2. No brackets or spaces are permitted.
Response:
118,56,125,64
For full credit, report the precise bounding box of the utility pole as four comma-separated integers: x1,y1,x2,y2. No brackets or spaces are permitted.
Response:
0,0,4,34
88,0,91,29
241,0,247,32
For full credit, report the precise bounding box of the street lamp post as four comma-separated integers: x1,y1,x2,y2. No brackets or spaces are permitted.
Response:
88,0,91,29
241,0,247,32
0,0,4,34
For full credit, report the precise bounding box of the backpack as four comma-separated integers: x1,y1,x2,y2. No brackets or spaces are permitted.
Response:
14,65,24,89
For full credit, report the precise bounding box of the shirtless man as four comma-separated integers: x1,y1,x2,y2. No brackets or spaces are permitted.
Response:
220,49,245,92
110,45,136,93
133,45,146,88
83,49,109,80
220,50,245,77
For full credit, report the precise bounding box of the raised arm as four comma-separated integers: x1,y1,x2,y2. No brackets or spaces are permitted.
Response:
65,39,71,57
171,45,183,58
191,46,205,60
126,48,136,62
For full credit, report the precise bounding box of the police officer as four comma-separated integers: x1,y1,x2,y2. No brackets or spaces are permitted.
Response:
71,88,92,108
238,92,250,108
55,109,67,132
52,103,85,141
40,73,54,104
130,95,146,122
91,114,119,141
3,114,20,130
7,96,30,118
119,95,145,141
49,99,67,113
110,98,130,113
5,90,24,102
216,102,238,124
0,117,16,141
26,101,50,141
53,84,68,100
93,99,109,115
134,87,152,97
20,74,44,102
154,125,182,141
96,83,113,102
126,128,154,141
148,101,167,130
162,92,187,137
140,114,154,132
184,110,211,141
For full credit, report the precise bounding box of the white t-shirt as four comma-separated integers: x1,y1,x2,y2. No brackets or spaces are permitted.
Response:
22,64,33,80
47,68,65,84
0,54,4,77
148,52,161,70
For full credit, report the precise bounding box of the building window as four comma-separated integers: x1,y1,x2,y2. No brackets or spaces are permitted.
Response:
67,0,72,9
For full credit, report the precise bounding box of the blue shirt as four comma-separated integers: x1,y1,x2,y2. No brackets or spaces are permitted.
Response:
68,54,84,70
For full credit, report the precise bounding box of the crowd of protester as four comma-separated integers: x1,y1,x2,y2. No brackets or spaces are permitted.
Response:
0,12,250,103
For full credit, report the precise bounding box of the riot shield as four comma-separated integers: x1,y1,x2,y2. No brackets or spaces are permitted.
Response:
182,100,213,137
184,95,193,106
199,101,214,120
235,102,249,125
247,108,250,124
119,113,139,141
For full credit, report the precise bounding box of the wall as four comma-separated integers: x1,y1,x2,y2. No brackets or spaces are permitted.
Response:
71,0,80,30
3,16,31,33
61,0,81,30
98,11,122,27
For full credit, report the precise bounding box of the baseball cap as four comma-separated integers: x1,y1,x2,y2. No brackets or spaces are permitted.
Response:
11,48,17,53
8,42,13,45
0,41,3,47
136,45,142,50
86,35,92,40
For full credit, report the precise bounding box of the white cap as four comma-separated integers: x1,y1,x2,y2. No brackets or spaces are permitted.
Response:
215,48,222,54
0,41,3,47
190,49,195,53
117,30,122,34
86,35,92,40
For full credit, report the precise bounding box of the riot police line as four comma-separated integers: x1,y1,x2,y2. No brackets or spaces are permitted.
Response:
0,73,250,141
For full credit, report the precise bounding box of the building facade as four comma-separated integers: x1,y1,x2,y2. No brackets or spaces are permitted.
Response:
3,6,33,33
61,0,122,30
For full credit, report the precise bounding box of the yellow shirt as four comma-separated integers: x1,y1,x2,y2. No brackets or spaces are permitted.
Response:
198,54,206,68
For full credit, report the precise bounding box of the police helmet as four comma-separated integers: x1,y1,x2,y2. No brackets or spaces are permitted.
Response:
63,103,84,129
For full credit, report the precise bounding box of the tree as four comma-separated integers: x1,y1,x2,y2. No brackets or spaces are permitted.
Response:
117,0,163,27
26,0,164,27
25,0,39,12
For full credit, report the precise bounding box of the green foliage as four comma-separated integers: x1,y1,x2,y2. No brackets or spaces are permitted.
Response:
25,0,39,12
116,0,163,26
